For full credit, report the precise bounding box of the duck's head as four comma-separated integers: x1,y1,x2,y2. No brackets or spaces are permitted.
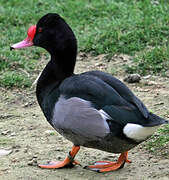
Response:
10,13,77,56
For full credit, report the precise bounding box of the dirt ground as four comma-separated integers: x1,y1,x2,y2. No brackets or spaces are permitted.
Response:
0,53,169,180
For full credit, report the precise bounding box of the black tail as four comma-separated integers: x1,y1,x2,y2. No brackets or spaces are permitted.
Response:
143,113,169,127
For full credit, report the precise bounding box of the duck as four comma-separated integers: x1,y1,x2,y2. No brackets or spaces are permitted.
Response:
10,13,168,173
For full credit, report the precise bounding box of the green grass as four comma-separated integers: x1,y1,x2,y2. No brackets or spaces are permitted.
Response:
0,137,13,146
147,124,169,157
0,0,169,87
125,46,169,75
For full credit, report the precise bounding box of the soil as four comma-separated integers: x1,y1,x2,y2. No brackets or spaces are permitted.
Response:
0,53,169,180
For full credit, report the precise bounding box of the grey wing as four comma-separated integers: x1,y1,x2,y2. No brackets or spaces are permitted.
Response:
52,96,110,140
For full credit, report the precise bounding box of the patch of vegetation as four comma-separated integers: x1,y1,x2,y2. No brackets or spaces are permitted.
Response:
125,46,169,75
0,137,13,146
147,124,169,157
0,0,169,86
0,71,31,88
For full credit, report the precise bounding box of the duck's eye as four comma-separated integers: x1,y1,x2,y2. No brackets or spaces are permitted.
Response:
38,27,42,33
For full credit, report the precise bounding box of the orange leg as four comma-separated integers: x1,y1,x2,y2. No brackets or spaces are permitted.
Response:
85,151,131,173
38,145,80,169
125,151,132,163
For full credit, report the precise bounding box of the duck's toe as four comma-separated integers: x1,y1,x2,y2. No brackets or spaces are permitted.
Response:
84,151,131,173
84,161,125,172
84,161,117,172
38,158,81,169
38,145,81,169
38,159,74,169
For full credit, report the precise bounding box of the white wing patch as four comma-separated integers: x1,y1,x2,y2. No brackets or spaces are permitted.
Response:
123,123,159,141
98,109,111,131
99,109,111,120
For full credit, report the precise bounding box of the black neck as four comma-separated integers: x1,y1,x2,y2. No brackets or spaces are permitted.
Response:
36,48,77,106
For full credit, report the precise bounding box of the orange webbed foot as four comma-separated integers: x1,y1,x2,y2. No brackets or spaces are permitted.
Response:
38,145,80,169
85,151,131,173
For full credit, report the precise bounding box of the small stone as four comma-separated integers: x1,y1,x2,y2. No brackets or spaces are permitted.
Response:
143,75,151,79
0,149,12,156
23,102,33,107
24,149,28,153
95,62,105,67
57,156,62,160
79,52,87,58
144,80,158,86
148,155,153,159
55,148,61,151
12,145,21,149
27,158,38,166
15,149,20,153
1,130,11,135
154,102,164,106
10,132,16,136
124,74,141,83
45,130,55,135
118,54,131,61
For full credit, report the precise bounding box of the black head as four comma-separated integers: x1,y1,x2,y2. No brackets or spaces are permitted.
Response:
33,13,77,56
10,13,78,76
